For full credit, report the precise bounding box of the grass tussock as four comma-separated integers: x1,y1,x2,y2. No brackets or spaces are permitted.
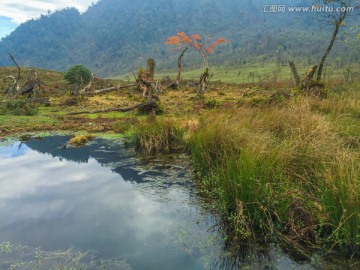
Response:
187,99,360,253
132,119,185,155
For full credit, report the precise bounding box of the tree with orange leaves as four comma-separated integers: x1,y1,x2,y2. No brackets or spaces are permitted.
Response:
166,32,228,96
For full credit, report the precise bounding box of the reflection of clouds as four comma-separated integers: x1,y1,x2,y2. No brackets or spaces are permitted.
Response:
0,152,106,201
0,140,223,269
0,143,191,241
0,142,29,158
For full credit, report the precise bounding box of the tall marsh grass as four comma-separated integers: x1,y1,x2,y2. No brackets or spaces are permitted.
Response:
188,99,360,253
131,98,360,253
132,119,185,155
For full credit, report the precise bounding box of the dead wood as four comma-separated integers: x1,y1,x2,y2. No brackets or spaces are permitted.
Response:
67,100,157,115
197,68,210,98
3,76,20,95
302,65,318,88
80,73,95,94
177,47,188,84
288,60,300,85
85,83,137,95
20,69,45,96
288,60,325,97
8,52,21,79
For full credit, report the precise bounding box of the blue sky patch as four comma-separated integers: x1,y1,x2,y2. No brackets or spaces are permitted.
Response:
0,16,18,39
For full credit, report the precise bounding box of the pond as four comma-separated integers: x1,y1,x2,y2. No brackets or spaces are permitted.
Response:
0,136,337,269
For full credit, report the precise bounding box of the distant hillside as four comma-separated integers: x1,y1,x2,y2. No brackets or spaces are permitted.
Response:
0,0,358,77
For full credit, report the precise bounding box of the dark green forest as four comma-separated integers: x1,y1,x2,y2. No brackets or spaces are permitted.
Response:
0,0,359,76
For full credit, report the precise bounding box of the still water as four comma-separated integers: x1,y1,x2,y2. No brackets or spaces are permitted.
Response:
0,136,326,269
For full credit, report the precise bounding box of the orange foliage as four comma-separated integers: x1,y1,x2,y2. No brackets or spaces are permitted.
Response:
191,34,201,40
165,32,228,69
165,32,228,55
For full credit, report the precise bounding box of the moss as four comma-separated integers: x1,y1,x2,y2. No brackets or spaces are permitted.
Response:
68,134,94,146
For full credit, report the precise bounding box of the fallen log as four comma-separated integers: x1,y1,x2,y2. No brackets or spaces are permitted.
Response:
80,73,95,94
85,83,137,95
67,100,157,115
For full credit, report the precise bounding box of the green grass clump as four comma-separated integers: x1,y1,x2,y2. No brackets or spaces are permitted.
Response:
132,119,185,155
187,101,360,252
204,98,221,109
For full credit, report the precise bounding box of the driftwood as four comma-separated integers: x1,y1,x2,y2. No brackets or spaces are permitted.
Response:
67,100,157,115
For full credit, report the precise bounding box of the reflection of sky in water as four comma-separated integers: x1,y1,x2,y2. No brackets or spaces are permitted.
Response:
0,137,216,269
0,137,322,269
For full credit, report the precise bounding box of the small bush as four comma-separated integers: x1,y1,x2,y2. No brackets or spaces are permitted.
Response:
204,98,220,109
64,64,91,85
0,100,38,116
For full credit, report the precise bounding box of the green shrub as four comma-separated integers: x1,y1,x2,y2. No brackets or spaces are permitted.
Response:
64,64,92,85
204,98,220,109
0,100,38,116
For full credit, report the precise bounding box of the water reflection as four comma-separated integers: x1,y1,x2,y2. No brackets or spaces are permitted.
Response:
0,136,325,269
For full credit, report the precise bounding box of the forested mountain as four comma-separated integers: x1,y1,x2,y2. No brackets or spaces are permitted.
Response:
0,0,358,76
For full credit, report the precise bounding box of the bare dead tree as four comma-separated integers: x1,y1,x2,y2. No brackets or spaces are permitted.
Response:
8,52,21,79
288,60,300,85
177,46,188,84
315,0,360,81
133,58,159,99
147,58,156,80
197,68,211,98
289,59,318,86
303,65,319,87
20,69,45,97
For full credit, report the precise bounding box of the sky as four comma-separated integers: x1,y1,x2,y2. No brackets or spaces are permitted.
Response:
0,0,98,39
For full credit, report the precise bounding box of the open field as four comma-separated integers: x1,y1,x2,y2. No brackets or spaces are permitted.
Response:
113,63,359,85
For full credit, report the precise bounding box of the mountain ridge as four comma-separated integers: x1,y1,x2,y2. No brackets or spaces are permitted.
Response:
0,0,358,77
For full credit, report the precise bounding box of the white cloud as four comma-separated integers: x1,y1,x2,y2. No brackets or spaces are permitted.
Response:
0,0,98,24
